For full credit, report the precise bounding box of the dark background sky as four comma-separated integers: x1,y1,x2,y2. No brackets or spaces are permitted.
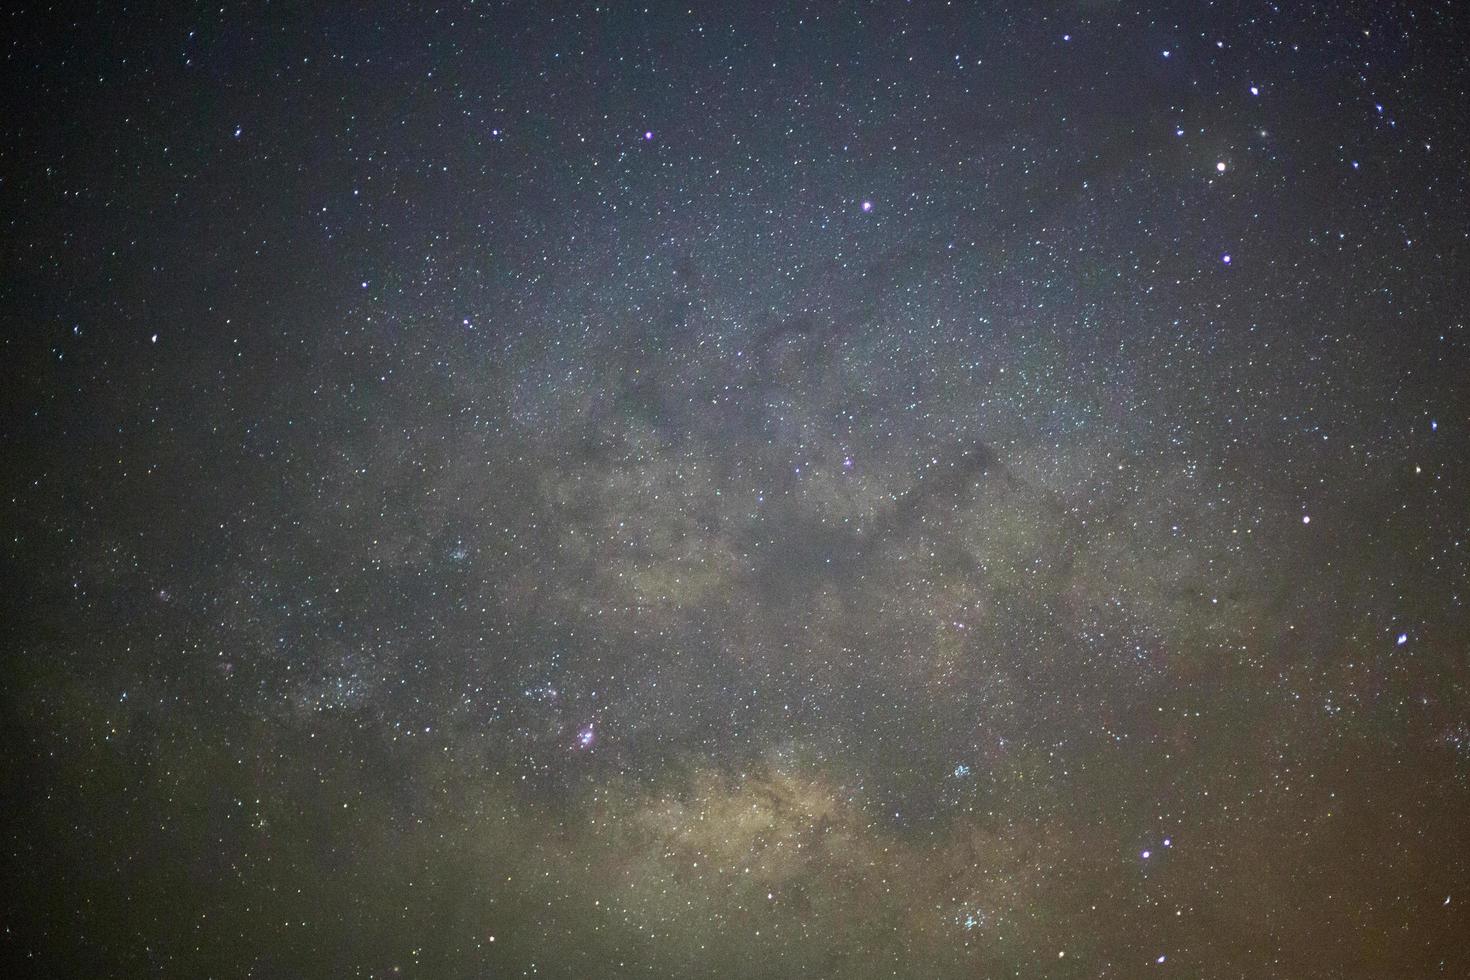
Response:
3,1,1469,976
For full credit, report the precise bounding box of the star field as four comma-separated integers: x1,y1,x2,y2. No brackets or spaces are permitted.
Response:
3,2,1469,977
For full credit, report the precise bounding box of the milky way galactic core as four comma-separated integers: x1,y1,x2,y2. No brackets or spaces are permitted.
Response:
4,2,1468,977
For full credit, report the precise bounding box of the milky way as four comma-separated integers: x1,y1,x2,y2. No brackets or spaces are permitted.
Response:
4,3,1469,977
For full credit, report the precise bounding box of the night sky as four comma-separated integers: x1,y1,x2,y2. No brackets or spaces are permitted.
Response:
4,2,1470,977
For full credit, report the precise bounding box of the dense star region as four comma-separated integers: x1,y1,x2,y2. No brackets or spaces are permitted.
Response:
3,2,1469,977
